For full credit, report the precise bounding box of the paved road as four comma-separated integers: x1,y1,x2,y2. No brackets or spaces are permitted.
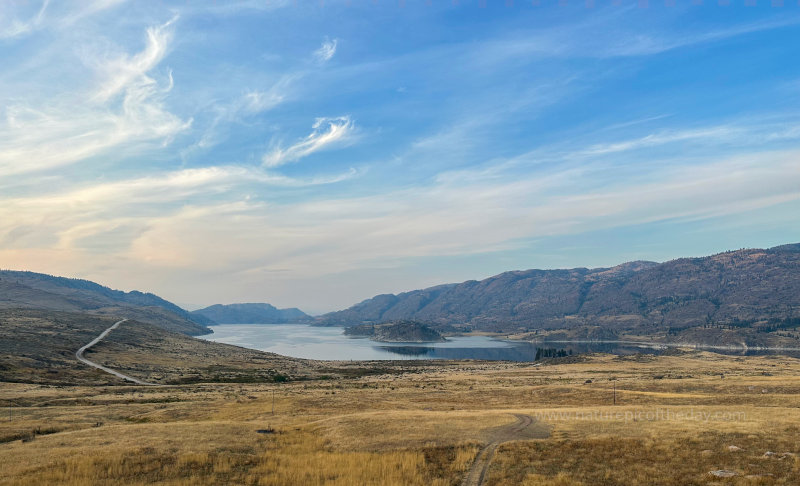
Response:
461,414,549,486
75,319,157,386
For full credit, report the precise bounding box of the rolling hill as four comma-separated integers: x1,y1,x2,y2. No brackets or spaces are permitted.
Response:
0,270,212,335
317,244,800,344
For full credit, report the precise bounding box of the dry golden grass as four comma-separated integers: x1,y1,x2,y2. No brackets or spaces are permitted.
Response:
2,423,475,486
2,351,800,485
490,434,800,486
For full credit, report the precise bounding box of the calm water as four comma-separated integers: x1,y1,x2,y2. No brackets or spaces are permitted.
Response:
197,324,744,361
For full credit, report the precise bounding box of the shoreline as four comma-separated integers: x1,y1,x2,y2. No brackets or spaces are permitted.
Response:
505,337,800,353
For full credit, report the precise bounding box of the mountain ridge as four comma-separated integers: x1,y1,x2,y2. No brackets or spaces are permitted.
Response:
316,244,800,345
192,303,309,324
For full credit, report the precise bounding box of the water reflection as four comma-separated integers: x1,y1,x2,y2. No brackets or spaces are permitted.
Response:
378,346,434,357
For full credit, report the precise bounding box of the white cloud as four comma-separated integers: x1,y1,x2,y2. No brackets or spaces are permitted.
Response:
1,165,357,217
57,0,127,29
0,0,126,40
262,116,355,168
0,0,49,39
59,148,785,286
0,17,189,178
92,16,177,102
581,126,738,156
579,121,800,157
243,89,284,113
0,162,359,258
182,78,296,157
313,38,338,63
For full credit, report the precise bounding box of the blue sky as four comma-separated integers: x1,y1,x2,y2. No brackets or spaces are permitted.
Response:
2,1,800,313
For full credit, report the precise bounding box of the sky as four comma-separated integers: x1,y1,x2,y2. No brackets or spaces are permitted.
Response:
1,1,800,314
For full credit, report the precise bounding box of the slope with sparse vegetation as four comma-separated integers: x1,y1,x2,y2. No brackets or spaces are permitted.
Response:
318,244,800,347
0,270,211,335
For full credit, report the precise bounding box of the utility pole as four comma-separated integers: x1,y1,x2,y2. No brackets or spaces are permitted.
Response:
613,381,617,405
272,389,275,415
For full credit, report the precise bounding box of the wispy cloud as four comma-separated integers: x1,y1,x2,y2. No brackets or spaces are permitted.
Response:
67,148,800,279
582,126,738,156
0,0,49,39
182,76,296,156
0,0,126,40
580,120,800,157
463,12,800,65
57,0,127,30
0,17,188,178
313,37,338,63
263,116,355,168
601,16,800,57
91,16,177,102
1,165,358,217
0,163,359,256
243,89,284,113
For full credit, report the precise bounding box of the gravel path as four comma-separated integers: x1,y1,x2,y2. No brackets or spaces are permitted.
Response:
75,319,158,386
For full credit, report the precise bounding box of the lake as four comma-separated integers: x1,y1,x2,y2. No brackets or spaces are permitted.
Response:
197,323,719,361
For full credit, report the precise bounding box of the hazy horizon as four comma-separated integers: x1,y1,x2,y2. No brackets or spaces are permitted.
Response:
2,2,800,313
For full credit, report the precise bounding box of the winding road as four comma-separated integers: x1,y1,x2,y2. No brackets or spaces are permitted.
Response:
461,413,549,486
75,318,157,386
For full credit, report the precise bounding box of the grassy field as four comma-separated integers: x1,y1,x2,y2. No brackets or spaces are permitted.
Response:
2,349,800,485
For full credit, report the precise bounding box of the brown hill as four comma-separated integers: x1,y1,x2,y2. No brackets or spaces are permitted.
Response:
0,270,212,335
318,244,800,344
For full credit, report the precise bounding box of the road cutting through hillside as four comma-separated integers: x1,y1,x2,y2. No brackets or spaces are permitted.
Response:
75,318,158,386
461,413,550,486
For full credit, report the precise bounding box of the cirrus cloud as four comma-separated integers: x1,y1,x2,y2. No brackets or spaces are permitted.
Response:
313,37,338,63
262,116,355,168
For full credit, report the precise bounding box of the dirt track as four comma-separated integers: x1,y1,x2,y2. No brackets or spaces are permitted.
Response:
461,413,550,486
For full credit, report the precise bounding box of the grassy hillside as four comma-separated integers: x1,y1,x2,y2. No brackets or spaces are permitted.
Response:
0,271,211,335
